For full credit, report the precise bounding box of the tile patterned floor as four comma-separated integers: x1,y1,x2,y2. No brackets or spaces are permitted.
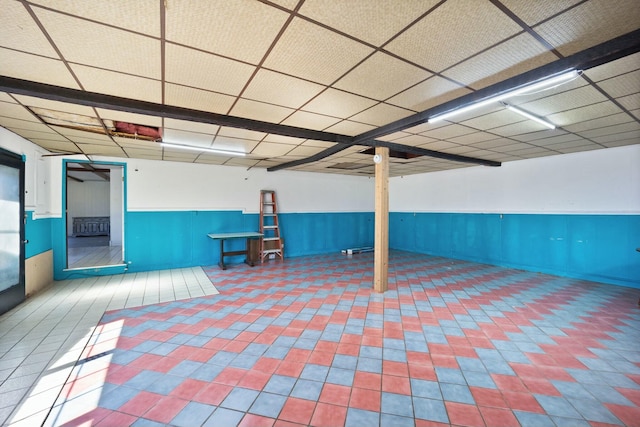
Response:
40,251,640,426
0,267,218,427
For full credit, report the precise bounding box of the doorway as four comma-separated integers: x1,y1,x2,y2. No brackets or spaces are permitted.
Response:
65,161,125,270
0,147,25,315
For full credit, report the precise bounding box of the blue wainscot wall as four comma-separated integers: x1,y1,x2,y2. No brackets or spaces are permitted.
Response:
25,212,53,259
49,210,374,278
390,212,640,289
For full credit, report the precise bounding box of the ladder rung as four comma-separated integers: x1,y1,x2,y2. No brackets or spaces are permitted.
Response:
262,249,282,254
263,214,276,217
263,237,280,242
263,202,275,205
263,225,278,229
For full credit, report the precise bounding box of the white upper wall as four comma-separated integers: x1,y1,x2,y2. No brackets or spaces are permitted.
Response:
125,158,374,213
0,127,49,212
41,154,374,215
391,145,640,214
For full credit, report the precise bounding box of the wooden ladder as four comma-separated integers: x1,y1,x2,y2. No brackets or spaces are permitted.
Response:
259,190,284,263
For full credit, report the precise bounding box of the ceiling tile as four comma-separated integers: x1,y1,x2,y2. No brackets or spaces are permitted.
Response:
450,131,499,146
617,94,640,112
533,0,640,56
281,111,341,131
212,136,259,153
0,1,58,57
516,85,608,115
0,117,43,132
490,120,557,137
510,129,568,143
578,122,640,139
29,0,161,37
419,140,461,151
0,101,41,122
163,129,213,147
32,140,79,153
563,111,633,133
302,88,378,119
443,33,557,90
165,0,289,64
34,8,161,78
323,120,376,136
460,109,520,131
349,103,413,126
251,142,294,157
164,119,219,135
122,147,162,160
584,52,640,82
79,144,126,156
263,17,374,85
499,0,583,26
385,0,523,72
262,134,305,145
0,48,79,89
49,126,114,144
387,76,470,113
14,95,94,115
230,99,294,124
284,145,326,157
392,134,437,147
334,52,431,100
165,44,254,95
299,0,440,46
164,83,236,114
470,138,520,150
242,69,325,109
421,123,476,140
218,127,266,141
548,101,623,128
71,65,161,103
596,70,640,99
95,109,162,127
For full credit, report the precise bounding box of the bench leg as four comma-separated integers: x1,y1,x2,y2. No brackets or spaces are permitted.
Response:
219,239,226,270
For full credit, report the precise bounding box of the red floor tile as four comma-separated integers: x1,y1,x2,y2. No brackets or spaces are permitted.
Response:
445,402,485,427
502,391,545,413
605,403,640,426
310,402,347,427
119,391,163,417
383,360,409,377
239,413,275,427
408,364,437,381
478,406,519,427
95,411,138,427
349,387,381,412
491,374,528,392
469,387,507,408
253,357,281,374
193,382,233,406
238,370,271,390
170,378,208,400
275,361,305,378
353,371,382,390
279,397,316,425
382,374,411,395
214,367,248,386
144,396,188,424
319,383,351,406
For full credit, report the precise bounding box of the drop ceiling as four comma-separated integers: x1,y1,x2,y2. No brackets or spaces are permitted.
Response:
0,0,638,177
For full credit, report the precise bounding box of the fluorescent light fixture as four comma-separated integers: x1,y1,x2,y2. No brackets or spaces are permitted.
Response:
428,70,579,124
160,142,246,156
503,103,556,129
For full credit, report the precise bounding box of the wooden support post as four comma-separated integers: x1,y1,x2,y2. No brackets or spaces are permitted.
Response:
374,146,389,293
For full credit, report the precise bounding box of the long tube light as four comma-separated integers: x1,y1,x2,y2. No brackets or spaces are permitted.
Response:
503,103,556,129
428,69,579,124
160,142,246,156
